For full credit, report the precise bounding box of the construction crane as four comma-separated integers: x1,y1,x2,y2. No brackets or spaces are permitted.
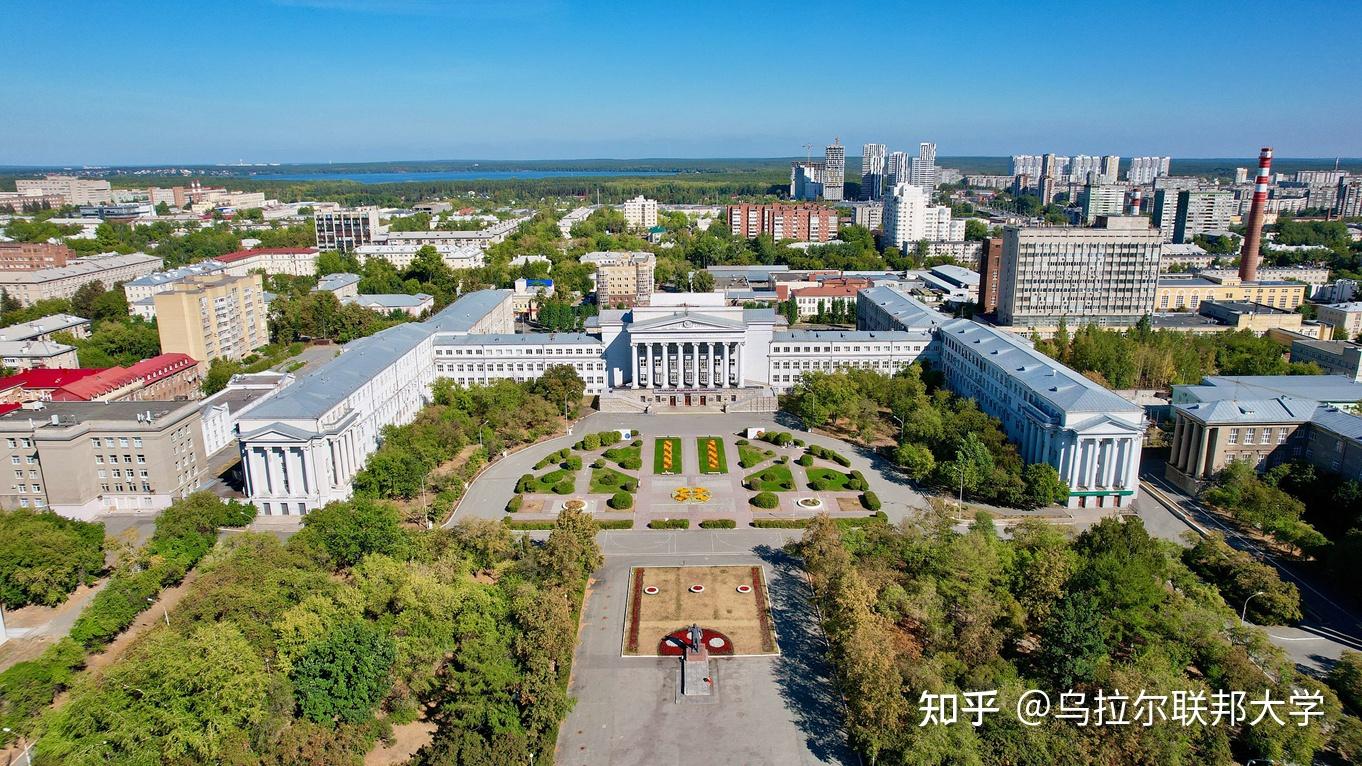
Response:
802,144,815,164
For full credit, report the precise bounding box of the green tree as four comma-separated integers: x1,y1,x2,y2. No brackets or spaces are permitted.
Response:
532,365,585,416
689,270,715,292
0,509,105,608
291,619,396,724
1021,463,1069,508
292,498,407,568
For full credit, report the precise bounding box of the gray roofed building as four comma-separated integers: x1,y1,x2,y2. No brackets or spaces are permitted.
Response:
249,322,433,421
1173,375,1362,410
425,289,514,334
773,329,929,342
856,285,950,331
435,332,601,346
0,313,89,342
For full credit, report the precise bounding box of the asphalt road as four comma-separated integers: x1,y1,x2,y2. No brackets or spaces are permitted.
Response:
1134,466,1362,675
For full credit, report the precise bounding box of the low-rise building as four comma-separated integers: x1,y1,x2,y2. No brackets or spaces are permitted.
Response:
856,285,951,332
1195,300,1307,335
122,260,227,306
789,278,870,319
0,252,162,306
342,293,434,317
0,398,207,518
48,354,203,403
315,207,382,252
14,175,112,205
0,341,80,371
217,247,320,277
433,333,608,394
1316,302,1362,339
0,243,75,271
0,314,89,342
558,206,595,237
198,371,293,455
313,272,362,299
353,242,484,271
512,278,554,318
1154,274,1307,312
1291,339,1362,381
923,240,983,267
1159,243,1216,271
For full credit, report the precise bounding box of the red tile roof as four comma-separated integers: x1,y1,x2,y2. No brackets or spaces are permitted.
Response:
0,368,104,392
49,354,200,401
217,247,318,263
0,403,19,417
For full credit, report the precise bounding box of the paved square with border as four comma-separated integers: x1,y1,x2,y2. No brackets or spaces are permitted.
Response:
623,565,777,656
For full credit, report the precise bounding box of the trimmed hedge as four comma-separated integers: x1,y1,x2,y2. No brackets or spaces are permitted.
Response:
647,519,690,529
699,519,737,529
504,518,634,530
751,512,887,529
759,431,795,447
564,455,583,471
552,480,574,495
806,444,852,467
751,491,780,509
609,491,634,510
797,454,814,467
506,495,523,513
861,491,881,510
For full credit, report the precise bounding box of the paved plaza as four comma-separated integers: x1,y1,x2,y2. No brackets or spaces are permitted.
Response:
556,545,857,766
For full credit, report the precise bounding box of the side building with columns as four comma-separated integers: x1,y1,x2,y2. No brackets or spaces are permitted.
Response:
937,318,1145,508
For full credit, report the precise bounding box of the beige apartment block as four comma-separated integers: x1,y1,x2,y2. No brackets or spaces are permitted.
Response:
154,273,268,362
0,399,206,518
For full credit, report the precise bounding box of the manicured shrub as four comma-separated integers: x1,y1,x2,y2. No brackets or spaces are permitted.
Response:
648,519,689,529
609,491,633,510
621,479,638,492
564,455,583,471
597,431,621,446
517,473,534,492
700,519,736,529
833,453,852,467
631,439,643,447
506,495,523,513
735,438,749,446
582,433,601,451
621,456,643,470
809,479,828,491
861,491,881,510
751,492,779,509
597,472,619,487
552,480,574,495
794,438,805,447
797,454,814,467
591,458,605,469
780,481,795,491
778,455,789,464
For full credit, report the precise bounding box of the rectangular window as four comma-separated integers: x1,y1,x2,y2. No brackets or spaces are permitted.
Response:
91,437,101,448
1228,428,1239,445
1244,428,1255,444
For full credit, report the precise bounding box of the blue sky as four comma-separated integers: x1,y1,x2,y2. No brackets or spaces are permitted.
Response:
1,0,1359,164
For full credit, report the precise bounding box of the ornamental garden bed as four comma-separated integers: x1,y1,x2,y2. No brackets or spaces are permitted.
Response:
517,468,576,494
603,442,643,470
622,565,777,656
589,466,637,493
805,467,855,491
744,464,796,492
653,437,683,474
737,443,776,469
696,436,728,474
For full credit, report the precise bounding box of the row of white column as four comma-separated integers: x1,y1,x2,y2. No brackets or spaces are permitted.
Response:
631,340,743,389
246,444,312,498
1055,435,1135,490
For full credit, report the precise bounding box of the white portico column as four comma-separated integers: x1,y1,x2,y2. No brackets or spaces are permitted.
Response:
661,343,670,388
735,342,745,387
722,342,730,387
630,343,639,388
645,343,654,388
704,341,713,387
685,342,694,387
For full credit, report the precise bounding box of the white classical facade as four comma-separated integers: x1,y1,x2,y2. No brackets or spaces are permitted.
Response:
238,287,1145,514
937,319,1145,508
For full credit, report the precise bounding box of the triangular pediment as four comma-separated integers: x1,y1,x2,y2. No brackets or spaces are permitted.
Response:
239,422,319,442
629,312,744,332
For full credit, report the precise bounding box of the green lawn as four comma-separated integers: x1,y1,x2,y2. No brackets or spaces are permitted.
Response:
738,443,775,469
590,466,637,493
653,437,683,474
696,436,728,474
745,464,796,492
602,443,642,470
806,467,853,491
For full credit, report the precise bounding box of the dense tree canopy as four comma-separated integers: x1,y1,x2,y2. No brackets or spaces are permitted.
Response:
0,509,104,608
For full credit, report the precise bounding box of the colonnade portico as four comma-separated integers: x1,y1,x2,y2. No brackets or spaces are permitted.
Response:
630,339,744,389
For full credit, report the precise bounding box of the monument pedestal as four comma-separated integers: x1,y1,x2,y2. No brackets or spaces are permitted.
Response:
679,623,713,697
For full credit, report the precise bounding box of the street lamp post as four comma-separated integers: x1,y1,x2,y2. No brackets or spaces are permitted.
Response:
146,596,168,627
478,419,488,455
1241,591,1267,625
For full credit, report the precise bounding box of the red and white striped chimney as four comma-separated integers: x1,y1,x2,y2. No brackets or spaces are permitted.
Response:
1128,188,1143,216
1239,146,1273,282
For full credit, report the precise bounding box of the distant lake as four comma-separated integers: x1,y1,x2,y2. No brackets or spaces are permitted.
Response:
248,169,679,183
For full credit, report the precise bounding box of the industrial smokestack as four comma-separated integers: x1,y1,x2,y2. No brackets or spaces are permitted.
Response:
1129,188,1143,216
1239,146,1273,282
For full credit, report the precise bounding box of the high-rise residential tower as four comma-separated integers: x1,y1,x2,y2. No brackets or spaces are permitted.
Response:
860,143,887,201
886,151,910,187
823,140,845,201
909,142,939,189
1127,156,1172,184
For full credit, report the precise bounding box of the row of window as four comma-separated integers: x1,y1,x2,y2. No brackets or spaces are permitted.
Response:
1225,426,1289,446
92,436,142,448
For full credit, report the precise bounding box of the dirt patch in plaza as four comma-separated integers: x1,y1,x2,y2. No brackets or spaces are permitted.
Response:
836,497,865,513
519,498,544,514
623,565,777,657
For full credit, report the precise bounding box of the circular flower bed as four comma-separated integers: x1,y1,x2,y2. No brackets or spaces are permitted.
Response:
563,498,586,512
643,586,659,595
689,584,705,593
736,584,752,594
707,636,726,649
795,497,824,511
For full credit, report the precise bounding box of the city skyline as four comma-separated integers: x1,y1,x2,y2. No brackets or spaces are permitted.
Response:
2,0,1360,165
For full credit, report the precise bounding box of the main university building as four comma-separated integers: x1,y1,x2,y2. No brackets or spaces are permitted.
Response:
238,287,1144,515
